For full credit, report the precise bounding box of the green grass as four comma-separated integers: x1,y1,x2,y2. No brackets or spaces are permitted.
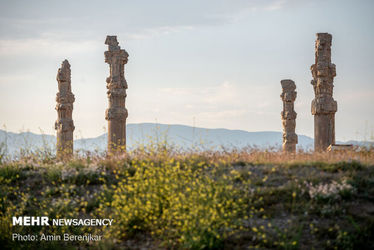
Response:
0,148,373,249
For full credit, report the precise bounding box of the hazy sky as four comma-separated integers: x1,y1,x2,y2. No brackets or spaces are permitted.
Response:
0,0,373,141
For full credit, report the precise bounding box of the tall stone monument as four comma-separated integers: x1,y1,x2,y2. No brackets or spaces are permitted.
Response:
280,79,298,153
104,36,129,154
55,60,75,159
311,33,337,152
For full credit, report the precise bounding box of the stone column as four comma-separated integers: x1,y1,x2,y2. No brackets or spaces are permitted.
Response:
311,33,337,152
104,36,129,154
281,79,298,153
55,60,75,159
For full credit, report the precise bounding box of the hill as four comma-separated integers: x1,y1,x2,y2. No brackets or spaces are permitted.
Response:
0,123,372,155
1,148,374,249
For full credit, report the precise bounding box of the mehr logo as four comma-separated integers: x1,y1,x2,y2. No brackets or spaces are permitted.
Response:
12,216,114,226
13,216,49,226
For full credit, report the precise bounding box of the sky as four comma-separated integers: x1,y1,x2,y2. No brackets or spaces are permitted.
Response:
0,0,373,141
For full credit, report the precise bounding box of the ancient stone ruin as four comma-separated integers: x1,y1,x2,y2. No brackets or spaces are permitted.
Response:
281,79,298,153
104,36,129,154
55,60,75,159
311,33,337,152
50,32,350,157
327,144,353,152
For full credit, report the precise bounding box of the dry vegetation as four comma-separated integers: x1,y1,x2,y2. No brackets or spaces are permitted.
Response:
0,142,374,249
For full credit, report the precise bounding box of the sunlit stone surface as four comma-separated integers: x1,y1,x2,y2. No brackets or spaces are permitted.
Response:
311,33,337,152
281,79,298,153
104,36,129,154
55,60,75,159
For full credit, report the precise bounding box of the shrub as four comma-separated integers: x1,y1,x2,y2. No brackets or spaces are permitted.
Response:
107,159,247,248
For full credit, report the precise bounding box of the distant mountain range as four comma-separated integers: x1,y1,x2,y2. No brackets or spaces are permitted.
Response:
0,123,372,156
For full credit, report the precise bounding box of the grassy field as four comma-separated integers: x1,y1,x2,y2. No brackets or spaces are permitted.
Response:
0,144,374,249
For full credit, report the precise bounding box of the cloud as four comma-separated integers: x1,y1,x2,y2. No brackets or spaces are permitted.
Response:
124,25,195,40
265,0,288,10
0,36,100,57
0,0,310,41
160,81,278,110
132,81,279,124
160,81,241,107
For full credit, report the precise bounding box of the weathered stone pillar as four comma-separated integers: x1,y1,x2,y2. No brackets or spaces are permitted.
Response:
311,33,337,152
281,80,298,153
55,60,75,159
104,36,129,154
